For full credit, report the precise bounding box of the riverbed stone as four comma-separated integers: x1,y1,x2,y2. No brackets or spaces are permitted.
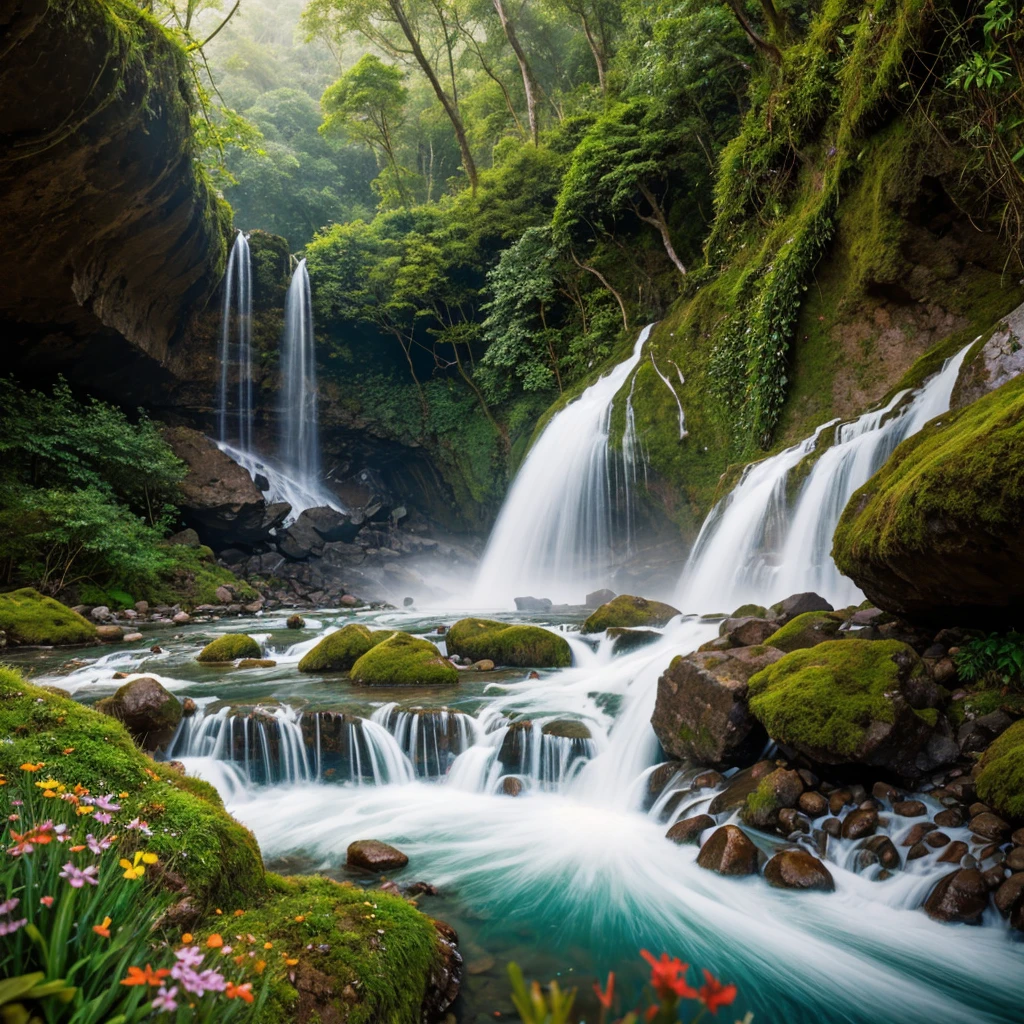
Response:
841,809,878,840
717,616,777,646
798,791,829,818
860,835,901,870
286,614,305,629
298,624,391,672
707,761,778,815
763,849,835,892
741,768,804,830
651,645,784,768
994,873,1024,918
923,868,989,924
350,633,459,686
893,800,927,817
937,840,970,864
970,811,1010,841
770,593,834,625
696,825,759,876
666,814,715,845
347,840,409,872
95,676,181,751
196,633,261,663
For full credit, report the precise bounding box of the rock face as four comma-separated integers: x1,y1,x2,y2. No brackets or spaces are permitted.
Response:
651,645,784,768
0,0,229,365
748,640,955,778
582,595,680,633
763,850,835,892
95,677,182,751
833,372,1024,625
445,618,571,668
346,840,409,872
951,301,1024,409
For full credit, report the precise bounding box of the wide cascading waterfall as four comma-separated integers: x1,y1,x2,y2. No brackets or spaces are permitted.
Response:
676,343,972,612
280,258,320,494
471,325,654,606
216,231,253,449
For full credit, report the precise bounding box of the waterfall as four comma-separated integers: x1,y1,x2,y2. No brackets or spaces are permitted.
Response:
280,259,320,494
472,325,656,606
676,343,972,612
216,231,253,450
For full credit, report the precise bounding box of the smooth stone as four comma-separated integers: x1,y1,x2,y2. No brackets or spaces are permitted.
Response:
666,814,715,845
798,791,829,818
763,849,835,892
893,800,927,817
901,822,938,846
860,835,901,870
695,825,759,876
347,839,409,872
923,869,988,924
1006,848,1024,872
937,840,970,864
970,812,1010,841
994,873,1024,917
821,817,842,838
238,658,277,669
841,809,878,840
925,831,951,848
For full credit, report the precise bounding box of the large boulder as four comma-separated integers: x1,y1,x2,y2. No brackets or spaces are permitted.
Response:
832,373,1024,625
446,618,571,668
95,676,181,751
165,427,289,547
0,588,96,645
651,645,784,768
923,869,989,925
350,632,459,686
346,839,409,872
975,720,1024,822
769,593,834,625
196,633,261,663
582,595,680,633
747,640,955,778
298,625,391,673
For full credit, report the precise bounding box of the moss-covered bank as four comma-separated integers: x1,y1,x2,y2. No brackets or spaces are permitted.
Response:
976,720,1024,822
0,588,97,646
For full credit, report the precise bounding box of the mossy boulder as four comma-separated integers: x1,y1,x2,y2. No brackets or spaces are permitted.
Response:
446,618,571,668
976,720,1024,821
95,676,182,751
582,595,680,633
747,640,956,777
196,632,261,663
0,588,97,645
833,373,1024,625
0,669,264,907
350,632,459,686
298,624,391,673
764,611,844,652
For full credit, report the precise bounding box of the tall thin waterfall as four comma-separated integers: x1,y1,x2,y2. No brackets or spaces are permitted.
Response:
280,259,320,492
471,325,655,606
676,343,972,612
216,231,253,449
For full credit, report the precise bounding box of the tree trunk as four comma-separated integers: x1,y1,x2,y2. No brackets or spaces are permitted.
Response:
452,342,509,449
388,0,479,190
492,0,540,144
636,183,687,276
725,0,782,63
570,250,628,332
579,12,607,93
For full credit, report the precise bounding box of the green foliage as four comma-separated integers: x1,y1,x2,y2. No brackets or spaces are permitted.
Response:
297,624,390,672
349,632,459,686
446,618,572,667
196,633,262,662
507,962,577,1024
955,632,1024,691
976,718,1024,819
582,595,681,633
140,544,258,611
0,589,97,647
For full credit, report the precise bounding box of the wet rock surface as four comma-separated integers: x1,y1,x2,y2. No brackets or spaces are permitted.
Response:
696,825,759,876
763,849,835,892
347,839,410,872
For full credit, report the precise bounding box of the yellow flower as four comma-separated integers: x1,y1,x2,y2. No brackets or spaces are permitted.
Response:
141,852,158,864
118,792,129,798
120,851,151,881
263,942,273,950
294,915,305,923
76,805,95,816
285,958,298,966
34,778,62,791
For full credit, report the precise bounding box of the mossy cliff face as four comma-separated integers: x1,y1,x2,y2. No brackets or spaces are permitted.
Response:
0,0,231,367
976,720,1024,822
833,373,1024,624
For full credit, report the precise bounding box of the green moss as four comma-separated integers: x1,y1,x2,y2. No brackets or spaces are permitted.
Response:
240,874,441,1024
948,689,1024,728
197,633,262,663
0,588,97,646
732,604,768,618
582,595,681,633
349,632,459,686
748,640,917,757
976,719,1024,821
446,618,572,668
833,373,1024,572
764,611,844,652
298,624,391,673
142,544,258,610
741,778,780,827
0,669,264,907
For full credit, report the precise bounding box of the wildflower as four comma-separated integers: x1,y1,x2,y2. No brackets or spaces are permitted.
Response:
254,959,267,975
76,805,95,816
0,899,17,916
594,972,615,1009
74,783,90,796
221,945,233,955
120,850,158,880
0,917,27,936
151,985,178,1012
206,934,224,949
0,775,6,785
20,762,44,772
70,844,87,852
40,896,54,908
60,862,100,888
62,747,75,755
285,958,298,966
94,812,112,825
697,971,737,1015
181,933,194,945
263,942,273,950
294,915,305,922
226,982,254,1004
34,777,62,791
9,828,51,856
640,950,697,1002
93,794,121,812
86,833,113,855
93,916,112,938
125,817,153,836
233,909,244,917
121,965,170,987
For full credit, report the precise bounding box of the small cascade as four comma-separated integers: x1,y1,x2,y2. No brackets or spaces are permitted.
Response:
371,704,478,778
216,231,254,450
471,325,656,605
280,259,320,494
676,343,972,611
497,720,598,788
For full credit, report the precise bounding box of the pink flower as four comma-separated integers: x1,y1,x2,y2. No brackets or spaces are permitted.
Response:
171,963,226,996
86,833,113,854
0,917,27,936
125,818,153,836
151,985,178,1012
93,794,121,812
0,898,18,915
93,812,112,825
59,862,99,888
174,946,204,969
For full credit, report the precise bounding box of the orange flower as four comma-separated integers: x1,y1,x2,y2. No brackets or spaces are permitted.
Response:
181,933,194,944
233,909,245,917
285,958,299,966
74,783,90,796
62,747,75,755
294,915,305,922
254,959,267,975
263,942,273,950
121,965,170,987
640,950,697,1002
93,916,112,939
70,844,87,852
20,762,44,772
593,972,615,1009
206,933,224,949
226,982,254,1004
697,971,736,1015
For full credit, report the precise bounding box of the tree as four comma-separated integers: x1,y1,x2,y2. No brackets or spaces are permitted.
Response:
321,54,413,206
490,0,542,144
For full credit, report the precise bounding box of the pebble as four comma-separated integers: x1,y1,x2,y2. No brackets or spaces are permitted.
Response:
1006,847,1024,872
798,791,829,818
937,840,969,864
893,800,927,817
933,808,963,828
821,817,842,838
841,809,878,840
901,822,937,846
925,831,951,848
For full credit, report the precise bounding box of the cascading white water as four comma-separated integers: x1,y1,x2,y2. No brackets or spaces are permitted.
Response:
280,259,320,494
472,326,655,606
676,343,972,612
216,231,253,450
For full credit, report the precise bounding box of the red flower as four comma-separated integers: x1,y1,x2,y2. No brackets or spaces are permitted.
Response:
640,950,697,1001
593,972,615,1009
226,982,254,1003
697,971,737,1015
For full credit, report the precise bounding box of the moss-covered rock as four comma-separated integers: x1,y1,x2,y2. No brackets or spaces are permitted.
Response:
350,633,459,687
582,595,680,633
747,640,954,777
764,611,844,652
0,588,97,645
196,633,261,663
0,669,264,907
446,618,571,667
833,373,1024,624
976,720,1024,821
298,624,390,673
